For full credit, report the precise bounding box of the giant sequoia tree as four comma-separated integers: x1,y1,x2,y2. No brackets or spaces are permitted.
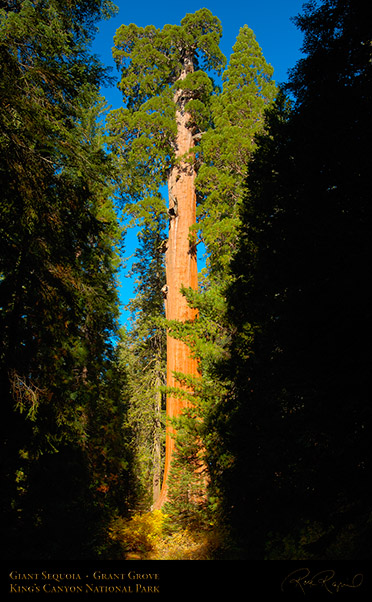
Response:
109,9,225,507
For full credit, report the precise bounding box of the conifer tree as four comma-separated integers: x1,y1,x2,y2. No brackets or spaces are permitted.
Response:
109,9,226,507
193,21,276,394
223,0,372,558
0,0,132,558
197,25,276,284
180,26,277,518
119,215,167,508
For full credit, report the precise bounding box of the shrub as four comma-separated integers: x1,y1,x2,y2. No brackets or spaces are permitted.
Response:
108,510,165,556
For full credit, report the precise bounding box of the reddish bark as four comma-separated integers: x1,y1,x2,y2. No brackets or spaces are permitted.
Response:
153,73,200,509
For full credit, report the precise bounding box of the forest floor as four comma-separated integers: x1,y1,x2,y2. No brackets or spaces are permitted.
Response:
109,510,226,560
146,529,221,560
124,528,222,560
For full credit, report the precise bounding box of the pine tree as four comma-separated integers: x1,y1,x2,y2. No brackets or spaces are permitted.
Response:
109,9,226,508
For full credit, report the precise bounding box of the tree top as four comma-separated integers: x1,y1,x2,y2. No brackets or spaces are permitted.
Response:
112,8,226,109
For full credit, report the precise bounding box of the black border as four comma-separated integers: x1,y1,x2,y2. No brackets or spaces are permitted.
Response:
2,560,371,600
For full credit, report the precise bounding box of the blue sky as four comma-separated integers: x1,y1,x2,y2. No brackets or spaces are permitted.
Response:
91,0,306,326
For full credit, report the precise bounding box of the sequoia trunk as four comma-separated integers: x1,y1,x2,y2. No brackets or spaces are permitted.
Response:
154,68,199,509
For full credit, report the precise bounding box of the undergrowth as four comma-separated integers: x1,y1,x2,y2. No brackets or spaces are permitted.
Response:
108,510,225,560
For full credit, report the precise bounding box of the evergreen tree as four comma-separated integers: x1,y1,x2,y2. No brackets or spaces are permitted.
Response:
176,25,277,527
223,0,372,558
119,215,167,508
0,0,132,559
185,24,276,402
109,9,226,508
197,25,276,283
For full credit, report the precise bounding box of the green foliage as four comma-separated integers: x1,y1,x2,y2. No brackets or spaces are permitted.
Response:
163,438,209,532
109,8,225,228
117,216,167,508
110,9,226,514
108,99,174,225
218,0,372,559
166,25,277,534
116,19,277,531
175,70,215,132
197,25,277,281
180,8,225,73
0,0,133,559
